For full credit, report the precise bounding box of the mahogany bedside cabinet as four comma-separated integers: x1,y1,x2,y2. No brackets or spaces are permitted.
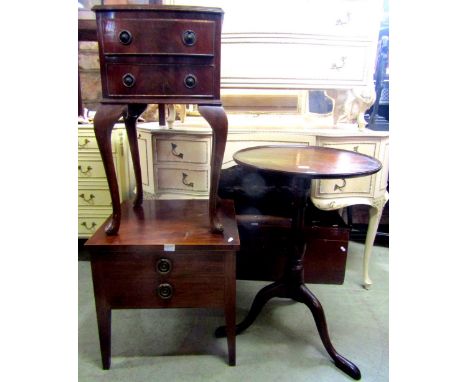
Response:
85,198,239,369
92,4,227,235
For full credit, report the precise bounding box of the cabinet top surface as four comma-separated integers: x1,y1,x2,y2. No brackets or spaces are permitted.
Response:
233,145,382,179
92,4,224,14
85,199,239,250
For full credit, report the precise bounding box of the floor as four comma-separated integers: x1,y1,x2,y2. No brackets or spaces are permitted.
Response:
78,241,388,382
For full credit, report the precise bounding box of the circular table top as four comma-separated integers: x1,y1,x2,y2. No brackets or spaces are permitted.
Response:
233,145,382,179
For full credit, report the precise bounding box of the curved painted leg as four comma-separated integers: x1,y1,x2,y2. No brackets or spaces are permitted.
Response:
363,193,389,289
215,280,286,338
296,284,361,380
94,104,127,235
198,105,228,233
124,104,147,207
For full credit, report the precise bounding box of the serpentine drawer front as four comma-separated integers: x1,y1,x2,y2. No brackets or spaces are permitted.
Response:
156,168,209,193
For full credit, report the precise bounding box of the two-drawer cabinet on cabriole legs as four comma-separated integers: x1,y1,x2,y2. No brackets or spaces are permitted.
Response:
92,4,228,235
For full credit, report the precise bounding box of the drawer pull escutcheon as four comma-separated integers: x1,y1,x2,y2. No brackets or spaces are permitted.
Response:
157,258,172,274
331,56,347,70
184,74,197,89
78,165,92,174
79,193,95,203
334,179,347,192
81,221,97,231
78,138,90,148
182,30,197,46
122,73,136,87
157,283,173,299
171,143,184,159
182,173,194,187
119,30,133,45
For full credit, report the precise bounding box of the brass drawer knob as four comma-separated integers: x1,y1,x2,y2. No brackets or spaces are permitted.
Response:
122,73,136,88
157,258,172,274
184,74,197,89
119,30,133,45
182,30,196,46
157,283,173,299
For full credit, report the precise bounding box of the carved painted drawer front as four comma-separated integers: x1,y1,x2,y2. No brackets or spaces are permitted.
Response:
79,216,109,236
315,140,377,197
156,168,209,193
78,126,130,238
78,189,112,207
155,137,210,165
78,159,107,179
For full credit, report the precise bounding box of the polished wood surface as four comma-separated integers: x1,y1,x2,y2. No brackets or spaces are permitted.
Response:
86,199,238,369
216,146,375,380
233,145,382,179
86,199,240,250
92,5,227,234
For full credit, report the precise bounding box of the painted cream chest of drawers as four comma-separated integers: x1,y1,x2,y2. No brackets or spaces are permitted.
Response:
137,115,388,289
137,123,212,199
78,124,131,238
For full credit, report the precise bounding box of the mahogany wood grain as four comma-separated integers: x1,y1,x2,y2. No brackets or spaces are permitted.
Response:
233,145,382,179
93,104,127,235
92,5,227,234
124,103,147,207
198,105,228,233
215,146,379,380
86,199,239,369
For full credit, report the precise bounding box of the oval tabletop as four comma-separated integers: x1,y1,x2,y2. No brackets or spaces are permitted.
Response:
233,145,382,179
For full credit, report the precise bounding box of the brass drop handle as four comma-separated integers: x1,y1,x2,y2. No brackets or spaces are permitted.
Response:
171,143,184,159
334,179,347,191
79,193,95,203
157,258,172,274
78,165,92,174
182,173,194,187
78,138,90,148
157,283,173,299
331,56,347,70
81,221,97,231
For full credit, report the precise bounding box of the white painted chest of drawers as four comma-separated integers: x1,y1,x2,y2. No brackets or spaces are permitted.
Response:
78,124,131,238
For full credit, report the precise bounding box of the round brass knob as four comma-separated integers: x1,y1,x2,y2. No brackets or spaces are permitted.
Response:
122,73,135,87
157,258,172,274
157,283,173,299
119,30,133,45
182,30,196,46
184,74,197,89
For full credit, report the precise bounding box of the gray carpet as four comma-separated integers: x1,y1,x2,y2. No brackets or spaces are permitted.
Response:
79,241,388,381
